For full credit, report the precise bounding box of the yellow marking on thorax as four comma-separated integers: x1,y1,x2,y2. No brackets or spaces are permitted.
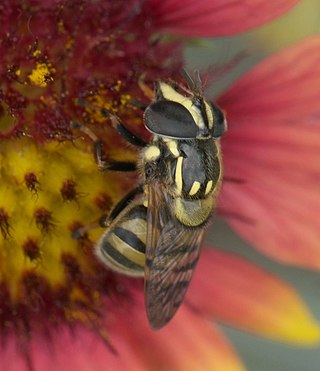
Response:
144,145,160,161
175,156,184,194
205,180,213,195
165,139,179,157
189,181,201,196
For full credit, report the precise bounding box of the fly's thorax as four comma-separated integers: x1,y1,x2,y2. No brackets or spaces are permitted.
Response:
166,138,222,200
142,137,222,197
142,137,222,228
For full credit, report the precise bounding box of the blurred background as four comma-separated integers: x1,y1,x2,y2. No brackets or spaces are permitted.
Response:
185,1,320,370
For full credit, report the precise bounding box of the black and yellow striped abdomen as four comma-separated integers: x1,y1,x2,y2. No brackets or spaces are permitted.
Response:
96,203,147,277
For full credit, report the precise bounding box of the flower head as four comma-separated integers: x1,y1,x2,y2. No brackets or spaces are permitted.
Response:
1,0,319,370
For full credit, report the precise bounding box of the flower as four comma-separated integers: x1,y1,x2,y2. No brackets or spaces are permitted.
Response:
220,35,320,268
147,0,301,36
1,0,318,370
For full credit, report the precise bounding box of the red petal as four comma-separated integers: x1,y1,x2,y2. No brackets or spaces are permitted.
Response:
2,299,245,371
108,296,246,371
147,0,300,36
188,249,320,344
219,36,320,267
1,326,147,371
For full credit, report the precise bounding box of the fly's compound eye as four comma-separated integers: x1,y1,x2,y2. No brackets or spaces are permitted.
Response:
210,103,227,138
144,100,198,139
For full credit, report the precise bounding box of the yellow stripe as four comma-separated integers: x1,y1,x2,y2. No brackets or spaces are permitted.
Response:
97,248,144,277
175,156,183,194
182,100,204,129
158,82,204,129
120,219,146,244
189,181,201,196
159,82,185,103
166,140,179,157
205,180,213,195
108,234,145,266
205,101,214,129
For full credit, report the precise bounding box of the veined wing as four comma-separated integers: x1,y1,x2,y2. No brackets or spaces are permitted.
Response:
145,182,205,330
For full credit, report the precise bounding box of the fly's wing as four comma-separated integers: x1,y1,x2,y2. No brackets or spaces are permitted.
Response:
145,183,205,330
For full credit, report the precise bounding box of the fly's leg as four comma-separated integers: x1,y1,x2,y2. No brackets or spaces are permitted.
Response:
71,121,140,172
138,78,154,100
70,114,147,237
100,110,147,148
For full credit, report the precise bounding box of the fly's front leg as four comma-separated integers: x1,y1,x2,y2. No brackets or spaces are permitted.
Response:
71,121,138,172
93,139,138,172
100,110,147,148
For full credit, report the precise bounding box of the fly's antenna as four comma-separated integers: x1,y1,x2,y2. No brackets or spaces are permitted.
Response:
180,68,195,89
180,68,203,96
193,70,203,95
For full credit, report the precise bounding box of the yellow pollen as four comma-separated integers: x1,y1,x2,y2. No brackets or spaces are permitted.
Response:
84,88,132,123
66,38,74,51
28,62,55,87
57,19,65,33
32,49,42,57
120,94,132,108
0,137,123,313
115,80,122,92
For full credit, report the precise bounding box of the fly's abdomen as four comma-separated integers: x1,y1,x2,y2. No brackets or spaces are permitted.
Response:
95,204,147,277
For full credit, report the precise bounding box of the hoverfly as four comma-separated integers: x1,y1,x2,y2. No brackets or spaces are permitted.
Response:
73,71,227,329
